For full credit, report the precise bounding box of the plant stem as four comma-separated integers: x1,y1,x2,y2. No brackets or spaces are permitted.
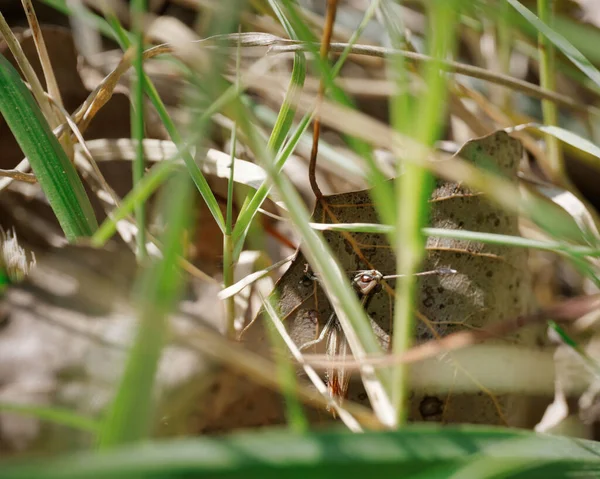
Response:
131,0,147,260
537,0,564,182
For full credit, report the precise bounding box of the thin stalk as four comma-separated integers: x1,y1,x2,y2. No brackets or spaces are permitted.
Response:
224,30,242,338
91,161,178,248
103,12,226,233
98,171,193,448
232,0,381,253
0,12,56,123
537,0,564,182
279,0,396,229
392,1,460,425
262,294,309,432
131,0,147,260
223,125,237,337
386,0,415,425
21,0,73,156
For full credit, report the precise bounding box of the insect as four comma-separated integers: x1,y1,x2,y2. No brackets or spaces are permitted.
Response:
299,266,456,412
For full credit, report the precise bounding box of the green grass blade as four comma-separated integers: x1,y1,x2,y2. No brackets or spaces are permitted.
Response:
536,0,563,181
266,51,306,154
232,0,379,253
91,160,179,248
507,0,600,90
511,123,600,170
392,0,461,424
0,402,99,433
229,1,306,254
103,13,226,234
98,171,193,448
234,104,395,425
278,0,396,229
131,0,147,259
307,222,600,256
261,295,309,432
232,109,314,250
2,426,600,478
0,53,98,241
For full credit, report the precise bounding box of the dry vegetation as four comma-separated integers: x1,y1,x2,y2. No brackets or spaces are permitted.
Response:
2,0,600,476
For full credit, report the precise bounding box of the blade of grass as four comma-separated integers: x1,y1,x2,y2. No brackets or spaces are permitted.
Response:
392,0,461,424
305,223,600,257
509,123,600,171
384,0,417,426
233,101,396,427
261,292,309,432
98,171,193,448
131,0,147,260
0,402,99,433
20,0,74,156
91,160,178,248
536,0,563,183
265,0,307,154
0,53,98,240
103,13,226,234
232,0,384,253
231,109,314,255
4,426,600,478
224,29,243,338
507,0,600,91
278,0,396,230
223,127,238,335
228,0,307,257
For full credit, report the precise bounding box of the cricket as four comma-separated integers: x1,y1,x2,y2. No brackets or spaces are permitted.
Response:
299,266,457,411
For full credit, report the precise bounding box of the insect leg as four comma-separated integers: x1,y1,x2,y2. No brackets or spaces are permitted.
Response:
326,320,351,413
299,312,335,351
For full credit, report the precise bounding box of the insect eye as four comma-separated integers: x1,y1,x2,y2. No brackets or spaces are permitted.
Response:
361,274,371,283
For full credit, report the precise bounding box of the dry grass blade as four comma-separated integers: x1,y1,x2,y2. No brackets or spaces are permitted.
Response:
140,31,591,114
0,12,56,122
249,77,563,234
260,293,363,431
20,0,66,118
218,254,294,300
0,169,36,183
267,41,592,114
175,329,383,429
302,293,600,371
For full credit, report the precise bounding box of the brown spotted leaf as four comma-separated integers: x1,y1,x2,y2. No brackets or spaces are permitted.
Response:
254,131,542,426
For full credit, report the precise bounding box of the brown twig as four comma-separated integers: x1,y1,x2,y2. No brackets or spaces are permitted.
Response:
0,169,36,183
309,0,338,201
301,293,600,370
